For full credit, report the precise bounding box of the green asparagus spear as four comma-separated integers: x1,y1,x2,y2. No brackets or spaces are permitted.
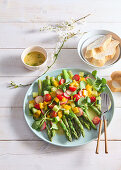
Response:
79,117,91,130
56,74,61,82
59,119,72,142
46,76,51,86
46,121,52,141
62,70,70,83
82,112,97,130
50,77,56,86
68,70,74,79
38,79,42,95
62,115,71,134
51,129,56,141
69,110,85,137
89,105,101,116
68,118,78,139
72,120,81,137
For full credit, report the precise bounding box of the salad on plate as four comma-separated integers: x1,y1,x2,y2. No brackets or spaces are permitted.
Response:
28,69,106,142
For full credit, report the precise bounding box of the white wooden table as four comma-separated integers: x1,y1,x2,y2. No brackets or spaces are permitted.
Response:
0,0,121,169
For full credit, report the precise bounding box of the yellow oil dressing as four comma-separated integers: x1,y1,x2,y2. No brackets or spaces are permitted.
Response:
24,51,45,66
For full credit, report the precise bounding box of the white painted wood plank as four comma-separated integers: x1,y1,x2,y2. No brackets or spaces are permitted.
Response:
1,0,121,23
1,23,121,48
0,141,121,170
0,49,121,78
0,107,120,140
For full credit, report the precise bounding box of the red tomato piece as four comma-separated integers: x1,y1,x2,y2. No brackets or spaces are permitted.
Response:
69,86,77,92
59,78,65,85
90,96,96,103
50,111,57,118
72,74,80,81
34,103,40,110
44,94,51,102
78,90,82,96
48,103,55,109
57,94,63,101
73,94,80,102
92,116,100,125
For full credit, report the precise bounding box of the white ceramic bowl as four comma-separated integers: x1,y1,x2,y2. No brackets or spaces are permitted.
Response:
21,45,47,71
78,30,121,69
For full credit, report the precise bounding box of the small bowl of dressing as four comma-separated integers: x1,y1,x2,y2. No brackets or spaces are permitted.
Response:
21,45,47,71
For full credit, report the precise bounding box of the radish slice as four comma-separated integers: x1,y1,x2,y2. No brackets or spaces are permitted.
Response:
56,89,64,95
41,109,45,115
75,107,83,117
35,96,43,104
40,122,46,131
66,90,73,95
78,90,82,96
60,99,68,105
64,92,71,99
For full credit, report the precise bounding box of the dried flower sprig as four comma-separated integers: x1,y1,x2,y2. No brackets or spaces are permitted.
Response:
8,14,90,88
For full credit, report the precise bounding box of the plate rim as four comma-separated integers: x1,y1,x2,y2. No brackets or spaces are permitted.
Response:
23,67,114,147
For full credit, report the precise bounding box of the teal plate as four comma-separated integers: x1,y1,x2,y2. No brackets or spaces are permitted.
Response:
23,68,114,147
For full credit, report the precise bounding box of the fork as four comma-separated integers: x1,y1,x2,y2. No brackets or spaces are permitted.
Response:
96,93,111,154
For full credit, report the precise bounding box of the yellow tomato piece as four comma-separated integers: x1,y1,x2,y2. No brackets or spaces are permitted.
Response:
63,105,71,110
80,77,86,81
29,100,35,104
72,107,79,114
33,110,41,119
82,90,88,97
58,111,63,118
39,103,44,109
54,97,59,103
62,97,67,102
86,84,92,91
54,80,59,87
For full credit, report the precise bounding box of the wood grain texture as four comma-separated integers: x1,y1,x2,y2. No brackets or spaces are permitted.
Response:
0,49,121,78
1,23,121,48
0,141,121,170
0,107,120,141
1,0,121,168
0,0,121,23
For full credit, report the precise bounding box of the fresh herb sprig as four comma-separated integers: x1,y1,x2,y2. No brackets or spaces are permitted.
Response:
8,14,91,88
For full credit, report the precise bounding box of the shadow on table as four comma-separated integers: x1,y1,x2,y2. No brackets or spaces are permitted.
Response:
0,54,31,76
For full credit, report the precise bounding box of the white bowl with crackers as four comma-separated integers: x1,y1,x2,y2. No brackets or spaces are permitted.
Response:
78,30,121,68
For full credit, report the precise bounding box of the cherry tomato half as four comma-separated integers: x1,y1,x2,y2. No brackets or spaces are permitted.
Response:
92,116,100,125
50,111,57,118
72,74,80,81
73,94,80,102
44,94,51,102
69,86,77,92
90,96,96,103
48,103,55,109
34,103,40,110
57,94,63,101
59,78,65,85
